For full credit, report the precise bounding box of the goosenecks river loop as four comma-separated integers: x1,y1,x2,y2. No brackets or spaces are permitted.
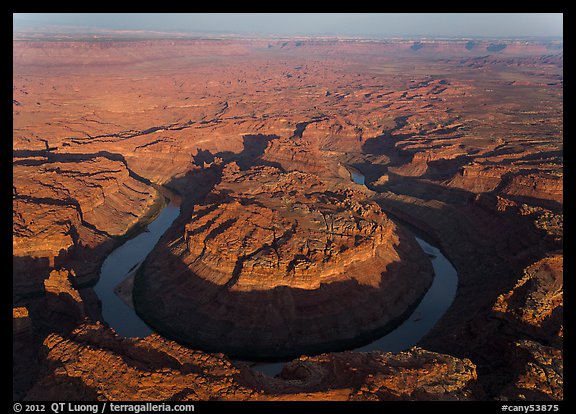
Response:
94,168,457,376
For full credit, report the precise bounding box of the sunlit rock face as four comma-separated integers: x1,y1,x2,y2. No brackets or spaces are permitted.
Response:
13,157,161,292
13,35,562,400
134,163,433,359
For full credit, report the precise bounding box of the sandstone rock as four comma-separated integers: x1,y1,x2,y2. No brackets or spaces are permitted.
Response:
13,307,33,339
373,189,562,401
13,36,562,402
266,348,483,401
14,157,159,238
43,269,87,323
262,137,336,176
25,324,255,401
493,255,563,344
25,322,482,401
13,157,162,291
499,340,563,401
13,305,42,400
135,165,433,359
502,173,563,206
446,162,562,211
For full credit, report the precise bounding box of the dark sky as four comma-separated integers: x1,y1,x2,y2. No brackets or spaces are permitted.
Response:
13,13,563,38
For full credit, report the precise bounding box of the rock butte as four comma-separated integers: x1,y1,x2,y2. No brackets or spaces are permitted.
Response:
13,36,562,401
134,162,433,358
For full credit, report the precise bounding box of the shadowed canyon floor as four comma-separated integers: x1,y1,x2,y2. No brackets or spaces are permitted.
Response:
13,36,562,401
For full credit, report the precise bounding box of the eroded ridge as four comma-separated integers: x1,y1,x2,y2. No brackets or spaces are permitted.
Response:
13,36,562,401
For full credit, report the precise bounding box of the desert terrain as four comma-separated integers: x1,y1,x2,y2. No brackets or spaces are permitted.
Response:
13,35,562,401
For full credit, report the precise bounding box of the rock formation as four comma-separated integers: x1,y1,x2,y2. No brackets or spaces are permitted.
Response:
13,157,161,292
13,307,33,339
493,255,563,346
13,306,39,400
43,269,88,326
135,163,433,358
498,340,563,401
25,322,482,401
13,35,562,401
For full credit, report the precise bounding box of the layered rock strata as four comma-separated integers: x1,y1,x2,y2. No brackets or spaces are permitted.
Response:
25,322,481,401
13,307,33,339
135,163,433,358
13,157,161,291
13,36,562,400
43,269,88,324
493,254,563,345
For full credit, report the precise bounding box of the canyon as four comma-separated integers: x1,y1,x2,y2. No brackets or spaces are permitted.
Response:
13,35,562,401
134,162,433,359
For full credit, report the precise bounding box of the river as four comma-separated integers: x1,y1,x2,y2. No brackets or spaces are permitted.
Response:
250,166,458,375
93,192,181,337
93,168,458,377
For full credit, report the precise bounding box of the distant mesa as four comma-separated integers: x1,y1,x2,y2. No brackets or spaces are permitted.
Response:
411,41,424,51
465,41,477,51
487,43,507,53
